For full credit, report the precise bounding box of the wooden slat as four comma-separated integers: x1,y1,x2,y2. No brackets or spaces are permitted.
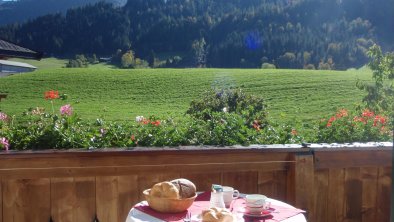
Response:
96,176,118,222
51,178,75,222
327,168,345,222
376,167,391,222
288,154,314,221
0,161,288,179
361,167,378,222
258,171,276,198
344,168,362,222
181,172,222,192
273,170,287,202
117,176,139,222
0,151,291,169
314,150,391,169
3,179,50,222
51,177,96,222
258,170,287,201
96,176,140,222
222,171,258,194
313,169,329,222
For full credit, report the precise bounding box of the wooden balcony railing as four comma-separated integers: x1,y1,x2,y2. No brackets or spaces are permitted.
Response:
0,146,391,222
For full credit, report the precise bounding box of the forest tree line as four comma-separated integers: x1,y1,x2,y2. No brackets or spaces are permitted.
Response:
0,0,393,69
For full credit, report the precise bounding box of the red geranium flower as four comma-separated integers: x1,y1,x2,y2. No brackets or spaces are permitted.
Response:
373,115,386,126
291,129,298,136
336,109,348,118
151,120,161,126
353,116,367,124
362,109,374,118
326,116,336,127
44,90,59,100
142,119,150,125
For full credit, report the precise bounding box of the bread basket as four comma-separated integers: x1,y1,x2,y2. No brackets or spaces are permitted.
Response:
143,189,197,213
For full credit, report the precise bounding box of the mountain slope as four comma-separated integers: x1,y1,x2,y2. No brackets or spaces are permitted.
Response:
0,0,393,69
0,0,126,25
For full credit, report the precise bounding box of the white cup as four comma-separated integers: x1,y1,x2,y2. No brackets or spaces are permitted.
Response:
222,186,240,208
245,194,267,207
245,194,271,214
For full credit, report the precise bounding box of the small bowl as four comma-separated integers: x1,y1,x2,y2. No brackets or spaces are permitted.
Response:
143,189,197,213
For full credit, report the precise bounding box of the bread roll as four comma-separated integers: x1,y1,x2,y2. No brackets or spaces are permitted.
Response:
202,207,235,222
171,178,196,198
150,181,180,199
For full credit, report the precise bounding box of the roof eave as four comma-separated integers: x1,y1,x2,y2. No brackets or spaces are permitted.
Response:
0,50,43,60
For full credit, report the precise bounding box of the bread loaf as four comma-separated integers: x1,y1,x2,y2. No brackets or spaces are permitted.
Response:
150,181,180,199
171,178,196,198
202,207,235,222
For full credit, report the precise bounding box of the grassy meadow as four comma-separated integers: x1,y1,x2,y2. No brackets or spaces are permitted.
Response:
0,58,372,128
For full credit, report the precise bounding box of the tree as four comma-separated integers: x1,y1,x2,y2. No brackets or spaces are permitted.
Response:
191,37,208,68
148,50,156,68
276,52,298,69
261,63,276,69
121,51,134,68
357,44,394,122
66,54,89,68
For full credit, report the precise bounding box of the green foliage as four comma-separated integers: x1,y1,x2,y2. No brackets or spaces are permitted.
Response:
191,38,208,68
187,88,268,129
276,52,298,69
318,58,334,70
357,44,394,124
0,89,304,150
1,2,131,55
116,50,149,69
121,51,134,68
148,50,156,68
66,54,89,68
303,64,316,70
261,63,276,69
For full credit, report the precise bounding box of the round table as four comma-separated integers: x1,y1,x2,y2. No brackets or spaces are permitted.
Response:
126,194,306,222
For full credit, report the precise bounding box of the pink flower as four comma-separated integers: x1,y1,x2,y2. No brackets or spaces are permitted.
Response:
0,137,9,151
0,112,8,121
60,104,73,116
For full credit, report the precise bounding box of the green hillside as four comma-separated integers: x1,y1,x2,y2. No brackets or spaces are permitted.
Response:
0,67,371,125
